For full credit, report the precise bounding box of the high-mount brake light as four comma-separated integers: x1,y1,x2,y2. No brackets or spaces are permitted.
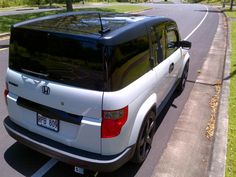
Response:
101,106,128,138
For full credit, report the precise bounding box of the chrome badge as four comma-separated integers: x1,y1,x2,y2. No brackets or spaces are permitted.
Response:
42,86,50,95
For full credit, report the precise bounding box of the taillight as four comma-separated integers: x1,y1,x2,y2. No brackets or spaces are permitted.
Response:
101,106,128,138
4,83,9,105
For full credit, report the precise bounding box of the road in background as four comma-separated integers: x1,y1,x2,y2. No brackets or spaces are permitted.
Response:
0,4,219,177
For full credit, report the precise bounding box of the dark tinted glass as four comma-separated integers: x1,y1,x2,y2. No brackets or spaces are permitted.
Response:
9,28,104,91
107,35,150,91
151,24,166,65
166,27,179,57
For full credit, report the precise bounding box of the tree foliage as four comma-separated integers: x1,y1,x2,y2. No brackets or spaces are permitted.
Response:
0,0,79,7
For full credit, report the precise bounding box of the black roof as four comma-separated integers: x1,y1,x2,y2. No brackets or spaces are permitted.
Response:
13,11,174,45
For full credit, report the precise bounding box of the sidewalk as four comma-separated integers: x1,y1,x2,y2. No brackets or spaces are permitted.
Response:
151,9,229,177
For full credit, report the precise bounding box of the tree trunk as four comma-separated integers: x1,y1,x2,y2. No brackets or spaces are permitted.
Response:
222,0,225,8
49,0,52,7
230,0,234,10
66,0,73,12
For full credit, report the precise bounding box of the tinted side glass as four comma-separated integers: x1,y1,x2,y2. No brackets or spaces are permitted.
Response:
107,35,150,91
151,25,166,65
166,27,179,57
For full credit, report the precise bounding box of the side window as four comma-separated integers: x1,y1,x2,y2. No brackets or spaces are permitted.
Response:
108,35,150,91
166,27,179,57
151,25,166,65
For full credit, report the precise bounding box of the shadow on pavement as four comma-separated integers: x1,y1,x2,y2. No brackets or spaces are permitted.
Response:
0,45,9,49
195,9,223,13
155,90,180,130
4,142,50,177
224,69,236,80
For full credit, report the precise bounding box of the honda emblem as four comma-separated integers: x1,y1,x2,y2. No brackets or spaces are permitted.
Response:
42,86,50,95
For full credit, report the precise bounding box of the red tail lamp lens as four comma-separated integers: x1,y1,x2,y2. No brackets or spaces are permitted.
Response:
101,106,128,138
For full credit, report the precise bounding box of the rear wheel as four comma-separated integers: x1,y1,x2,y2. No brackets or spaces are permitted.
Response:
176,61,189,93
132,111,156,163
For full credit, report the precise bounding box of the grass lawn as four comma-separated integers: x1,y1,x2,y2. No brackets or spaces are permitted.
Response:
225,21,236,177
225,9,236,18
200,0,222,5
0,5,151,33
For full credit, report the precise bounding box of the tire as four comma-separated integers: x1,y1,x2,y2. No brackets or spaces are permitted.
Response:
132,111,156,163
176,61,189,93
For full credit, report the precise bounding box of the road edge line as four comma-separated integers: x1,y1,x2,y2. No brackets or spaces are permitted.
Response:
184,5,209,40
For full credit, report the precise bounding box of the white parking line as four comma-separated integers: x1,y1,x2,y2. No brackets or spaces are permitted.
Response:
184,5,209,40
31,158,58,177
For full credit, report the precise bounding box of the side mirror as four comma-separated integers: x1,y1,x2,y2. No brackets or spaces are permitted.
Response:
179,41,191,50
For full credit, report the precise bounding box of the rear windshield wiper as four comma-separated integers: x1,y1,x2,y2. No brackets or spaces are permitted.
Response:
21,68,49,78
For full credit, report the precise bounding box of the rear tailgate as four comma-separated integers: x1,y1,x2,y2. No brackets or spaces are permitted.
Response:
6,26,104,154
6,69,103,153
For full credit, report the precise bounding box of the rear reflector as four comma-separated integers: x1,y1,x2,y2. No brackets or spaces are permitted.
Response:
102,106,128,138
4,83,9,105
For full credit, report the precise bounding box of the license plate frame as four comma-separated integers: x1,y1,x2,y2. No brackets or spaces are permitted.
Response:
37,114,59,132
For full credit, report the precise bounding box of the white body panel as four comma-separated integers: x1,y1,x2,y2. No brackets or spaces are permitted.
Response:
6,69,102,153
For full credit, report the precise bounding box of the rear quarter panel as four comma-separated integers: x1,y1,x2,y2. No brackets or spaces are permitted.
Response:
102,70,157,155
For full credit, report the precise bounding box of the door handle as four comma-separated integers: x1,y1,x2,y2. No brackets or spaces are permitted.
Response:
169,63,174,73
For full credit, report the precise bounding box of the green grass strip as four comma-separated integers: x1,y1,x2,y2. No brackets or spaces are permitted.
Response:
225,10,236,18
226,21,236,177
0,5,151,33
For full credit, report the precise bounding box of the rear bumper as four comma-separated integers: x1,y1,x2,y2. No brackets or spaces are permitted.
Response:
4,116,135,172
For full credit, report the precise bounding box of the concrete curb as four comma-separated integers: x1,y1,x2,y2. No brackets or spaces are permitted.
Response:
208,11,230,177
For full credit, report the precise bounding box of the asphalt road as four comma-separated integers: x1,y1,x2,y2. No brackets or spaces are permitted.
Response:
0,4,219,177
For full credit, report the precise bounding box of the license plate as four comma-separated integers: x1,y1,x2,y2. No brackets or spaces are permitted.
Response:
37,114,59,132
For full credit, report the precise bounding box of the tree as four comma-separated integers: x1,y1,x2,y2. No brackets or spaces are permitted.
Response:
49,0,53,7
222,0,226,8
230,0,234,10
66,0,73,11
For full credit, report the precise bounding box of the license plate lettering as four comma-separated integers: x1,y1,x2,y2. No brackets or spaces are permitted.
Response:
37,114,59,132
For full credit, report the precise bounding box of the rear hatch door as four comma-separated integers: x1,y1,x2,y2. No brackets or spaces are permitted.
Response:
7,27,104,154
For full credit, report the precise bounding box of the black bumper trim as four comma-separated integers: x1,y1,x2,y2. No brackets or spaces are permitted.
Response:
4,117,135,172
17,97,83,125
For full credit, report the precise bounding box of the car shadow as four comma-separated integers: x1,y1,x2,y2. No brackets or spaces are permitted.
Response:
195,9,223,13
0,45,9,49
4,142,50,177
223,69,236,80
155,90,180,129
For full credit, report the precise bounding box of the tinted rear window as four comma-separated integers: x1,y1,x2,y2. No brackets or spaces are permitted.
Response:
9,28,104,91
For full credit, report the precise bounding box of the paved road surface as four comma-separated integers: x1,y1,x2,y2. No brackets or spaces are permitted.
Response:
0,4,219,177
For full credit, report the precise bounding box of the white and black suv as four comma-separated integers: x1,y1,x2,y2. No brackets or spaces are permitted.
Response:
3,11,191,172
